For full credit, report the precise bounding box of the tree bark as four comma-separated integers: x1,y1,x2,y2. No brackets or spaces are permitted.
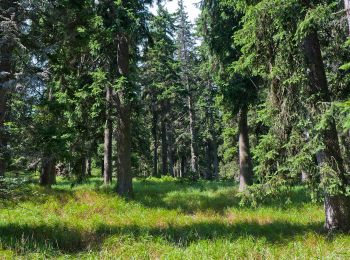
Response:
345,0,350,35
205,141,212,180
178,0,198,176
161,112,168,175
180,156,186,178
0,2,14,177
152,100,159,177
188,94,198,175
104,86,113,184
0,88,8,177
168,127,174,177
301,171,309,183
86,157,92,177
238,105,253,192
40,157,56,186
303,28,350,232
81,156,87,181
115,34,133,197
212,137,219,179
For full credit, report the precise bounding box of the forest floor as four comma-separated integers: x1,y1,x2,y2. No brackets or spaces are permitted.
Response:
0,174,350,259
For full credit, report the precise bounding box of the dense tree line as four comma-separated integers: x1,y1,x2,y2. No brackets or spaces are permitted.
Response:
1,0,350,232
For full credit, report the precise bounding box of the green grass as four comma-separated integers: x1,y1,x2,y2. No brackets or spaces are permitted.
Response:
0,176,349,259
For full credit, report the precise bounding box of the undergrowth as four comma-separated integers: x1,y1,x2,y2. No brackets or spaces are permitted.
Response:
0,176,349,259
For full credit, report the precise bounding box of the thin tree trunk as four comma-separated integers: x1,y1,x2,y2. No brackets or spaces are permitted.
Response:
104,86,113,184
115,34,133,197
0,88,8,177
81,156,86,181
152,101,159,177
188,93,198,175
345,0,350,35
178,0,198,175
302,130,310,183
86,157,92,177
303,28,350,232
301,171,309,183
206,141,212,180
238,105,253,192
180,156,186,178
40,156,56,186
168,127,174,177
0,2,13,176
161,112,168,175
212,137,219,179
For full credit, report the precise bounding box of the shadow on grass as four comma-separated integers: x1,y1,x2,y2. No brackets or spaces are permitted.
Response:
131,180,312,214
49,178,312,214
0,220,324,255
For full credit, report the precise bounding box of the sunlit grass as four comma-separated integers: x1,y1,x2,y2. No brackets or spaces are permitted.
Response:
0,176,349,259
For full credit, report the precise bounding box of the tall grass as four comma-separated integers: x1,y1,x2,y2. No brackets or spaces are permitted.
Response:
0,176,349,259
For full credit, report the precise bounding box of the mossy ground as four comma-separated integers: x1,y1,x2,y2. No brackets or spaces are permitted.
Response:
0,175,349,259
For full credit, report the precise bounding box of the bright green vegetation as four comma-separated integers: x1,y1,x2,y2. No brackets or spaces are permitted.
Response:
1,177,349,259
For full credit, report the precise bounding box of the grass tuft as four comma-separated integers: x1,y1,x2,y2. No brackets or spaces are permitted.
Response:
0,176,349,259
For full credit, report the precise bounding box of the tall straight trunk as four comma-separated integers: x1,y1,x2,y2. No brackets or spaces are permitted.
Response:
345,0,350,35
168,128,174,177
0,88,8,177
40,156,56,186
81,156,87,182
212,137,219,179
86,157,92,177
115,34,133,197
0,2,14,176
301,130,310,183
180,156,186,178
152,101,159,177
104,86,113,184
161,114,168,175
178,0,198,175
205,142,212,180
238,105,253,192
188,93,198,175
303,28,350,232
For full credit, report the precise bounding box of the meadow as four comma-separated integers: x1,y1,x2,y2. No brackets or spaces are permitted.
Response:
0,175,349,259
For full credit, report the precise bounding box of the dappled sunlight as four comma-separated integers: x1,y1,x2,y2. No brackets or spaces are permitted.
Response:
0,179,347,258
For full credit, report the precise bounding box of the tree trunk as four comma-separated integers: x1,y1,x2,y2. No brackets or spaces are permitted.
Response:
152,101,159,177
303,28,350,232
168,127,174,177
345,0,350,35
324,195,350,232
205,141,212,180
301,171,309,183
115,34,133,197
301,130,310,183
86,157,92,177
238,105,253,192
188,94,198,175
161,114,168,175
0,88,8,177
212,138,219,179
178,0,198,175
40,157,56,186
81,156,86,181
180,156,186,178
104,86,113,184
0,2,14,176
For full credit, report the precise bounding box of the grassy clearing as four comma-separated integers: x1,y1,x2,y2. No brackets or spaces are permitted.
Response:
0,176,349,259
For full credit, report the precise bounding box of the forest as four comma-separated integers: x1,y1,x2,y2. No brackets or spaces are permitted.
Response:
1,0,350,258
